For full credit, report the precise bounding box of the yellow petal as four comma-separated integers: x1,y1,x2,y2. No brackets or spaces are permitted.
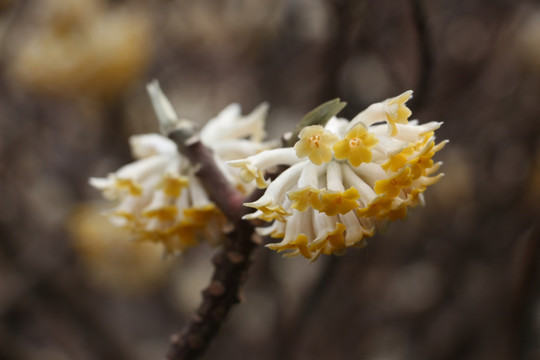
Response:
319,187,361,216
288,187,323,212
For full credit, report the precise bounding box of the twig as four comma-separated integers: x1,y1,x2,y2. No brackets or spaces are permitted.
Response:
0,326,27,360
169,132,245,221
278,255,340,360
409,0,433,110
0,0,31,63
166,130,259,360
319,0,366,105
510,226,539,359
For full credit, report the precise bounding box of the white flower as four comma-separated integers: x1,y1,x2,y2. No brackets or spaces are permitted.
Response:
230,91,447,260
90,81,271,254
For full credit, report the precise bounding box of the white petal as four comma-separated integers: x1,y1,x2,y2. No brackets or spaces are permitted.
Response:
129,134,178,159
350,162,386,187
312,211,340,243
89,176,114,191
283,210,314,242
325,117,349,137
116,155,172,182
341,164,376,205
245,161,305,208
189,175,212,207
326,161,344,192
228,148,301,173
200,103,242,143
348,102,387,129
297,162,326,188
339,211,372,246
211,139,272,161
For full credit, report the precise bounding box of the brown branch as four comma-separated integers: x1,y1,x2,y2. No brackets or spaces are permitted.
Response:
169,132,245,221
166,129,259,360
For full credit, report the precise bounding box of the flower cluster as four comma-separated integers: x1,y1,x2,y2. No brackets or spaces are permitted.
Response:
90,82,270,254
230,91,446,260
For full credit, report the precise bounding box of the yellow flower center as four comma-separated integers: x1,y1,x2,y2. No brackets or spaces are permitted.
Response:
310,134,321,147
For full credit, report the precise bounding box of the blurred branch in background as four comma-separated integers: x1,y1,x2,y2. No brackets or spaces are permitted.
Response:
408,0,432,110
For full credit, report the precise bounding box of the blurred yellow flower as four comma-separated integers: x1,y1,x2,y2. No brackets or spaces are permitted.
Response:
68,204,171,295
8,0,151,99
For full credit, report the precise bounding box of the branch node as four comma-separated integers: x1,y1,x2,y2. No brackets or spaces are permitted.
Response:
208,281,226,297
170,334,183,344
251,233,263,246
211,307,227,321
236,290,245,303
227,251,245,264
187,335,204,349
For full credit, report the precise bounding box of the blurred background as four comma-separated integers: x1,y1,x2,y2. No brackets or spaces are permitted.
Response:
0,0,539,359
